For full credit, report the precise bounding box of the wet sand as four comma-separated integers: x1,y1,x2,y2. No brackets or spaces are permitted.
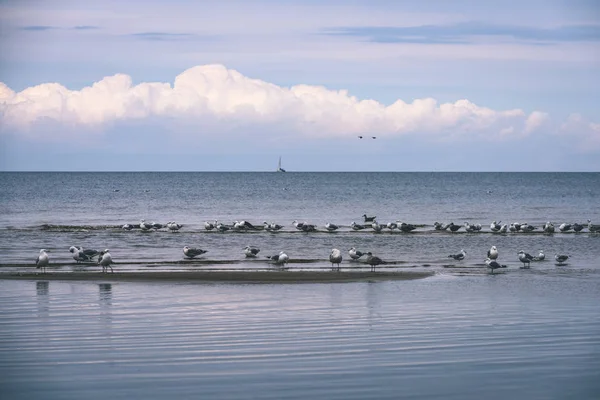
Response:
0,270,434,283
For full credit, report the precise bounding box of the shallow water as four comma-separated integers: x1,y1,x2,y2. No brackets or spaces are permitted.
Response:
1,275,599,399
0,172,599,271
1,172,600,398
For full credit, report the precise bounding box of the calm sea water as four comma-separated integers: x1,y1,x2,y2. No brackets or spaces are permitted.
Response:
1,172,599,398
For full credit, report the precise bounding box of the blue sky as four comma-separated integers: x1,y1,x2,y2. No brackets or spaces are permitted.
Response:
0,0,599,171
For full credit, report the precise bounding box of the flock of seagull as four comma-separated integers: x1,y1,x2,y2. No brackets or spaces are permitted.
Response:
32,215,594,275
120,217,600,234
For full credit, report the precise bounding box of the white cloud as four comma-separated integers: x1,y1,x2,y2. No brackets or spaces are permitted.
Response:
1,64,549,141
524,110,549,134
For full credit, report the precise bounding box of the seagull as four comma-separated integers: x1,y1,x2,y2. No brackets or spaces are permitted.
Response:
398,221,417,233
518,250,535,268
36,249,49,273
499,224,508,233
329,249,343,271
447,222,461,233
490,221,502,232
572,222,585,232
269,222,284,231
371,136,377,139
533,250,545,261
365,252,383,272
520,223,536,233
292,220,305,231
121,223,134,231
301,223,317,232
69,246,99,263
386,221,398,231
464,222,476,233
487,246,498,260
555,254,569,265
98,249,113,273
151,222,164,230
485,258,507,274
243,246,260,258
588,220,600,233
358,136,363,139
351,221,366,231
558,223,572,232
204,221,216,231
183,246,208,258
216,222,230,232
348,247,365,260
509,223,518,233
234,220,258,231
267,251,289,266
448,249,467,261
371,221,383,233
362,214,377,223
325,222,339,232
433,221,449,231
543,222,555,234
167,221,182,232
140,219,153,231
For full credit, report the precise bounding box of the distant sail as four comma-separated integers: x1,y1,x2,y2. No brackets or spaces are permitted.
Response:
277,156,286,172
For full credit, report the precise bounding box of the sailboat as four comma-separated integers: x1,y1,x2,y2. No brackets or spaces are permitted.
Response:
277,156,286,172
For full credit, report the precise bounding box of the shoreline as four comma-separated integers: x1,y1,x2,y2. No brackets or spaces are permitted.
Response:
0,270,434,283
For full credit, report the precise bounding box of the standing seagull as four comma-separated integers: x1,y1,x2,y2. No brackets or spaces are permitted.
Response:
485,258,507,274
183,246,208,259
36,249,49,274
98,250,113,273
487,246,499,260
348,247,365,260
329,249,343,271
167,221,182,232
243,246,260,258
448,249,467,261
518,250,535,268
365,252,383,272
555,254,569,265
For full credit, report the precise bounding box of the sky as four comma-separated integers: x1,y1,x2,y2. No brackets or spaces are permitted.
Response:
0,0,599,171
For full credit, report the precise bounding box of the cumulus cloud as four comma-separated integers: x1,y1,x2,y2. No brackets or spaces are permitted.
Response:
0,64,563,140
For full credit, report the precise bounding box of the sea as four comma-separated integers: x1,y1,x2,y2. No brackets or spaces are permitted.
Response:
1,172,599,399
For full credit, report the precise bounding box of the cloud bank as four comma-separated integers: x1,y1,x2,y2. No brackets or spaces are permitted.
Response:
0,64,595,143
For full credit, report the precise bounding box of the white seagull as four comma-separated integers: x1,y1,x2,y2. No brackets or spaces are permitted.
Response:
69,246,99,263
487,246,499,260
243,246,260,258
98,249,113,273
36,249,49,273
267,251,289,266
329,248,343,271
348,247,365,260
534,250,545,261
